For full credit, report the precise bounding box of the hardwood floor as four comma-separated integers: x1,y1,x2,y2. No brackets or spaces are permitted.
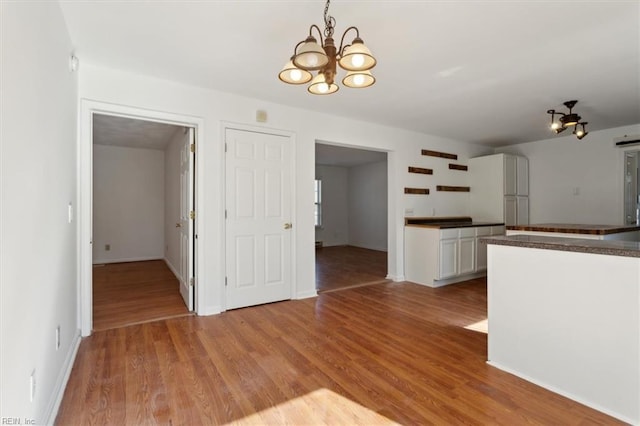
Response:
316,245,388,293
57,278,621,425
93,260,191,331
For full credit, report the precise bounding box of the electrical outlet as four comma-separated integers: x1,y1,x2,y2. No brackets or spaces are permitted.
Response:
56,325,61,351
30,370,36,402
105,244,110,251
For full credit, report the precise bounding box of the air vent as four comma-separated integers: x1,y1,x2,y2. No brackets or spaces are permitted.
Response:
614,134,640,147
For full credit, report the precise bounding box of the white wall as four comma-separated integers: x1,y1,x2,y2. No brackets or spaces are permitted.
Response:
315,165,349,247
164,129,187,277
78,63,491,313
93,144,165,263
349,160,388,251
0,2,79,423
496,124,640,224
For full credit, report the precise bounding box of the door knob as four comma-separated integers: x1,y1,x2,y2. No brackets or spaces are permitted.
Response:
176,223,182,228
284,223,292,229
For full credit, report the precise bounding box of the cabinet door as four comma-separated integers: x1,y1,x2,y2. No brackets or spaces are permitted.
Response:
516,196,529,225
516,156,529,196
504,155,517,196
504,196,517,226
459,237,476,275
439,239,458,279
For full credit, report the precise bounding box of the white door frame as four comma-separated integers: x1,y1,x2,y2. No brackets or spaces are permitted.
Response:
221,121,297,311
78,99,205,336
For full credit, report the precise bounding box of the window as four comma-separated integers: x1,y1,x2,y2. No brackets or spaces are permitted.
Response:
314,179,322,227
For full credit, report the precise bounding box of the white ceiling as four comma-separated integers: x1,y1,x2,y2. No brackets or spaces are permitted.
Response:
61,0,640,147
93,114,182,150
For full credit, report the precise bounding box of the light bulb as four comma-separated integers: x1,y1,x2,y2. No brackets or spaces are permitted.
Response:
551,122,560,130
318,83,328,93
353,74,365,86
351,54,365,68
290,69,302,82
308,55,319,67
576,129,584,137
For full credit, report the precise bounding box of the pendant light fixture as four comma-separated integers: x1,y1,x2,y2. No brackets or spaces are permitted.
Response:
278,0,377,95
547,100,589,140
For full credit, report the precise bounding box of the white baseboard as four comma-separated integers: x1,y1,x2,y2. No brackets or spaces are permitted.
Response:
44,329,81,425
387,274,405,282
92,256,163,265
295,290,318,300
163,257,182,281
486,360,634,425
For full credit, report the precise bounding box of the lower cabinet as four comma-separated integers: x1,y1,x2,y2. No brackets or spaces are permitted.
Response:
405,224,505,287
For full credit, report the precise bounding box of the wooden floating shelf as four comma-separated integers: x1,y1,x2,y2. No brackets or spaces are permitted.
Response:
448,164,468,171
404,187,430,195
421,149,458,160
437,185,470,192
408,166,433,175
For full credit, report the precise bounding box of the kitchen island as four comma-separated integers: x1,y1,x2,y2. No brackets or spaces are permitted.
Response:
483,234,639,424
506,223,640,240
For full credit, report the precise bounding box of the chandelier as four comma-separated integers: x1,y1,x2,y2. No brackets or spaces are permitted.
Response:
547,100,589,140
278,0,377,95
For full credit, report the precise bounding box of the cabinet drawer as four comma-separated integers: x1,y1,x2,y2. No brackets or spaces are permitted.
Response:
459,227,476,238
476,226,492,237
440,229,459,239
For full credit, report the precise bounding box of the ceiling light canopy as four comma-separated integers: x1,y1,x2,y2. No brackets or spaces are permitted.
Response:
278,0,377,95
547,100,589,140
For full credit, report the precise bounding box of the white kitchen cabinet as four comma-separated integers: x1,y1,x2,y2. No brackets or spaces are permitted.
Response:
458,237,476,275
504,155,517,196
405,225,503,287
516,156,529,196
438,238,458,278
470,153,529,226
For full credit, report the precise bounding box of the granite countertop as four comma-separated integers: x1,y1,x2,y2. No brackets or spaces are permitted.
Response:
506,223,640,235
482,234,640,258
405,216,504,229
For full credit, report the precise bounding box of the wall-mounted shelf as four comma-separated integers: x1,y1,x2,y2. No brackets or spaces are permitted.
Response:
437,185,470,192
421,149,458,160
448,164,468,171
405,188,430,195
408,166,433,175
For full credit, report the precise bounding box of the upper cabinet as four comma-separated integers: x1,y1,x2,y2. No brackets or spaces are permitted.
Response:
469,153,529,225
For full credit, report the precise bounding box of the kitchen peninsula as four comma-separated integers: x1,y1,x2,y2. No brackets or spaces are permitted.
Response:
483,234,639,424
404,216,504,287
506,223,640,240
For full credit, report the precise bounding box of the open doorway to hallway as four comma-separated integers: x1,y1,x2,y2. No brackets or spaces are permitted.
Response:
315,142,389,293
91,114,195,330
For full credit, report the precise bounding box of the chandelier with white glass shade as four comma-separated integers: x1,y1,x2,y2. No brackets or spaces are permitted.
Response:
278,0,377,95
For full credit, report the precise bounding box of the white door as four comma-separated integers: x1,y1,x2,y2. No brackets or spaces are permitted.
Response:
179,128,195,310
225,128,293,310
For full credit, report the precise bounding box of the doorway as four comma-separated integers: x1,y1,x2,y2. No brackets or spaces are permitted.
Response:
314,142,389,292
624,150,640,225
80,101,203,336
91,114,195,329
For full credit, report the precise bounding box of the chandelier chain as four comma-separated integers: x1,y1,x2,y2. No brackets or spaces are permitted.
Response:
323,0,335,38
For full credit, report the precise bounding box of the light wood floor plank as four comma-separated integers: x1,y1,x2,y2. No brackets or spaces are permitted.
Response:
58,279,622,425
